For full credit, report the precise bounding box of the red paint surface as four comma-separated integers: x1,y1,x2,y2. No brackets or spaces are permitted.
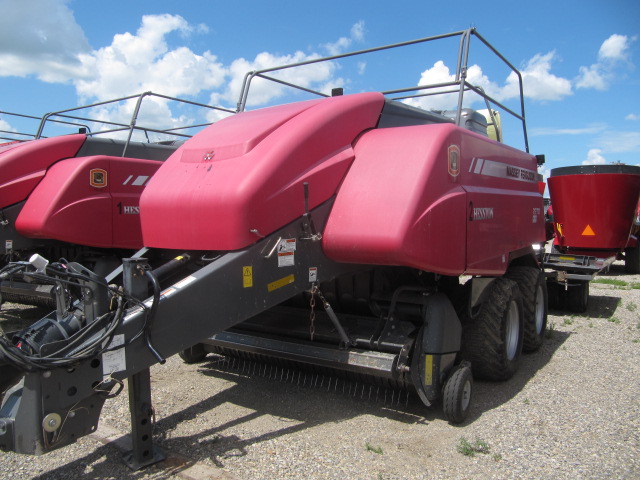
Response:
140,93,385,250
549,173,640,252
0,135,86,207
16,155,161,248
323,124,544,275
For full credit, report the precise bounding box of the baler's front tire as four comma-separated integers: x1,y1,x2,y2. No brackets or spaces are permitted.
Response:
442,363,473,424
460,277,524,381
506,266,548,352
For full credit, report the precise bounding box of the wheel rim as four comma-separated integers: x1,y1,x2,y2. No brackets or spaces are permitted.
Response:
534,285,545,334
461,379,472,410
505,300,520,360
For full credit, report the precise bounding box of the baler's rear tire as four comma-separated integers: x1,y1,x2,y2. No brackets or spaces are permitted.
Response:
506,266,548,352
460,277,524,381
568,281,589,313
625,245,640,274
442,363,473,424
179,344,207,363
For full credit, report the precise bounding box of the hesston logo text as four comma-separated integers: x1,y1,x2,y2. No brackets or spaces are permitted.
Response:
117,203,140,215
472,207,494,221
123,206,140,214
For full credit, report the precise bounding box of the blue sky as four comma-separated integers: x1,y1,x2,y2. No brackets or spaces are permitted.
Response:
1,0,639,183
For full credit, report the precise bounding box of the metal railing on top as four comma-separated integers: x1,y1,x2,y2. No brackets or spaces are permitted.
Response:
2,92,236,157
0,111,88,143
235,28,529,153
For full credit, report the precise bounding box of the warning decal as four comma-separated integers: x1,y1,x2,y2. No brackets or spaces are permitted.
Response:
277,238,297,267
309,267,318,282
581,225,596,236
243,266,253,288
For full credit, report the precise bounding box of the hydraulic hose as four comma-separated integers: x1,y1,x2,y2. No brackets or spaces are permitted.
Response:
143,269,165,364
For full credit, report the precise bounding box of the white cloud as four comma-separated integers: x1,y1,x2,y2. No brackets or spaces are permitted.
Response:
74,14,227,102
1,4,368,124
220,50,340,108
626,113,639,121
218,22,366,109
576,34,636,90
0,0,90,83
538,165,552,188
575,64,607,90
0,117,17,134
531,124,606,136
599,34,632,62
324,20,365,56
582,148,607,165
507,51,573,101
403,61,460,110
404,50,572,111
596,131,640,153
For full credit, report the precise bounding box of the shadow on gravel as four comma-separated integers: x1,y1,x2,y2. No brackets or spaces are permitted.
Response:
548,292,622,319
142,324,569,468
153,359,433,468
466,329,570,423
29,442,181,480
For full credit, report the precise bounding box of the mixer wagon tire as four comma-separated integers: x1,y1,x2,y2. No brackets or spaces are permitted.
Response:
568,281,589,313
547,281,561,310
625,245,640,274
442,363,473,424
179,344,207,363
506,267,548,352
460,277,523,381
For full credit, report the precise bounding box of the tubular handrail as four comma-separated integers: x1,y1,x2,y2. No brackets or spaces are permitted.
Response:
235,28,530,152
0,111,91,141
28,91,235,157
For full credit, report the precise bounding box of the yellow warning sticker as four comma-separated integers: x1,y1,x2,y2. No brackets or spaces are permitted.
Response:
424,355,433,386
243,266,253,288
582,225,596,236
267,274,295,292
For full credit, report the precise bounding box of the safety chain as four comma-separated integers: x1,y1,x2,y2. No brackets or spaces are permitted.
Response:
309,283,318,341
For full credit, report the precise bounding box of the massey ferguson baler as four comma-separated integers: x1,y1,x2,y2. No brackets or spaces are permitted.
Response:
0,93,233,306
0,29,549,468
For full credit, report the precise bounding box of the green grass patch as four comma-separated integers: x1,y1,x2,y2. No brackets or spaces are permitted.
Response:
457,437,491,457
593,278,628,287
365,442,384,455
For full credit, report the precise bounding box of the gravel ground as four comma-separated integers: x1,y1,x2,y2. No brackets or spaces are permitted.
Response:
1,263,639,480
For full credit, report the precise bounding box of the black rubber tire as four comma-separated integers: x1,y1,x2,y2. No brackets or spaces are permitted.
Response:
625,245,640,274
568,281,589,313
459,277,524,381
506,266,548,352
547,281,561,310
179,344,207,364
442,363,473,424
